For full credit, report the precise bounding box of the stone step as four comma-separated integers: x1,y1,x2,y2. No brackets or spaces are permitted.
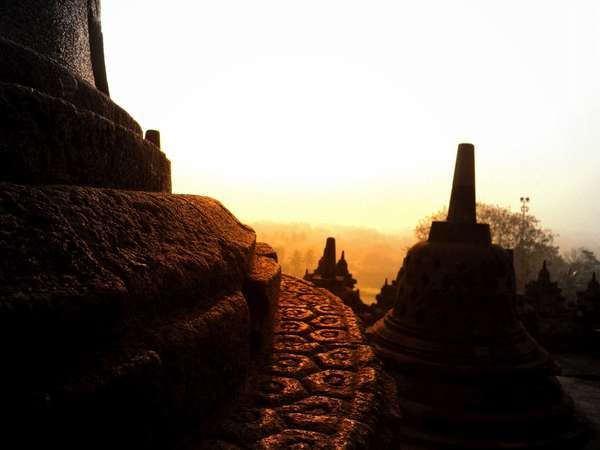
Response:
0,82,170,191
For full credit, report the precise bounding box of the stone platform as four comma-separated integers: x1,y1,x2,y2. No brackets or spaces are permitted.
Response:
0,183,280,449
555,354,600,450
191,275,385,449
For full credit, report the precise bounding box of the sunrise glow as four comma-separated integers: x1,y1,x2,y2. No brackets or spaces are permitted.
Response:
103,0,600,242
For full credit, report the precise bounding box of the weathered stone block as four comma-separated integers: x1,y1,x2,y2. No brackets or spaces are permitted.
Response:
0,37,141,134
255,241,279,262
0,183,258,447
244,253,281,365
0,0,97,85
154,292,251,424
0,83,171,191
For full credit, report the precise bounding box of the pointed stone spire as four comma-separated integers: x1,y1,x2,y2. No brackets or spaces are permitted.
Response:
368,142,586,448
428,143,490,244
384,278,389,286
316,237,337,278
447,143,476,224
337,249,350,277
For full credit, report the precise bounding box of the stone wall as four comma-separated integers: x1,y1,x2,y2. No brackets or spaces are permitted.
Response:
0,37,139,133
0,82,171,192
0,0,96,85
0,183,266,447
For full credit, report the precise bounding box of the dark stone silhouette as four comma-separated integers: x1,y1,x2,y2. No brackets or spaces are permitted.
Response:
368,144,589,449
520,261,578,351
145,129,162,148
447,142,476,223
316,237,338,279
369,274,399,322
304,237,366,314
0,0,101,86
0,37,138,131
0,0,170,192
0,83,171,191
0,184,284,447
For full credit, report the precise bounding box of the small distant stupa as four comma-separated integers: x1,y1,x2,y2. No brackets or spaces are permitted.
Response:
376,277,397,310
304,237,365,312
525,261,569,315
523,260,578,350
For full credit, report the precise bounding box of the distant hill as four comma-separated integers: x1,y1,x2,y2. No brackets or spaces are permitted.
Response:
250,221,414,303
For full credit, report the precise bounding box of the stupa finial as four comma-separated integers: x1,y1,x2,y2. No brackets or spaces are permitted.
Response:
447,143,476,224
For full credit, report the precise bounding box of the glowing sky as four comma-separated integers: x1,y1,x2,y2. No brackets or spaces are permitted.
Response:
102,1,600,239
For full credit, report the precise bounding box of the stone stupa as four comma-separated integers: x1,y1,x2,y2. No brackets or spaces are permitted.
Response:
0,2,281,447
368,143,589,449
304,237,364,312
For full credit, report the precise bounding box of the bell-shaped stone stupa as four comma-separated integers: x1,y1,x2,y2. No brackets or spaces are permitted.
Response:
368,143,589,449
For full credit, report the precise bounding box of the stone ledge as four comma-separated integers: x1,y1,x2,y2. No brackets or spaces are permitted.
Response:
0,82,171,192
244,253,282,365
0,0,95,84
255,242,279,262
0,36,141,134
0,183,255,361
0,183,268,448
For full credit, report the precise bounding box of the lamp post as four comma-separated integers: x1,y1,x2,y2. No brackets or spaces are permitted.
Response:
519,196,530,245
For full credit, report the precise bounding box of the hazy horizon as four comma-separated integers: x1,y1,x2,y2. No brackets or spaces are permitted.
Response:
250,217,600,255
102,1,600,244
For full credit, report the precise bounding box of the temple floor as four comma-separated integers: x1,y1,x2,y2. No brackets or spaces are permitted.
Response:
556,354,600,450
189,275,386,449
